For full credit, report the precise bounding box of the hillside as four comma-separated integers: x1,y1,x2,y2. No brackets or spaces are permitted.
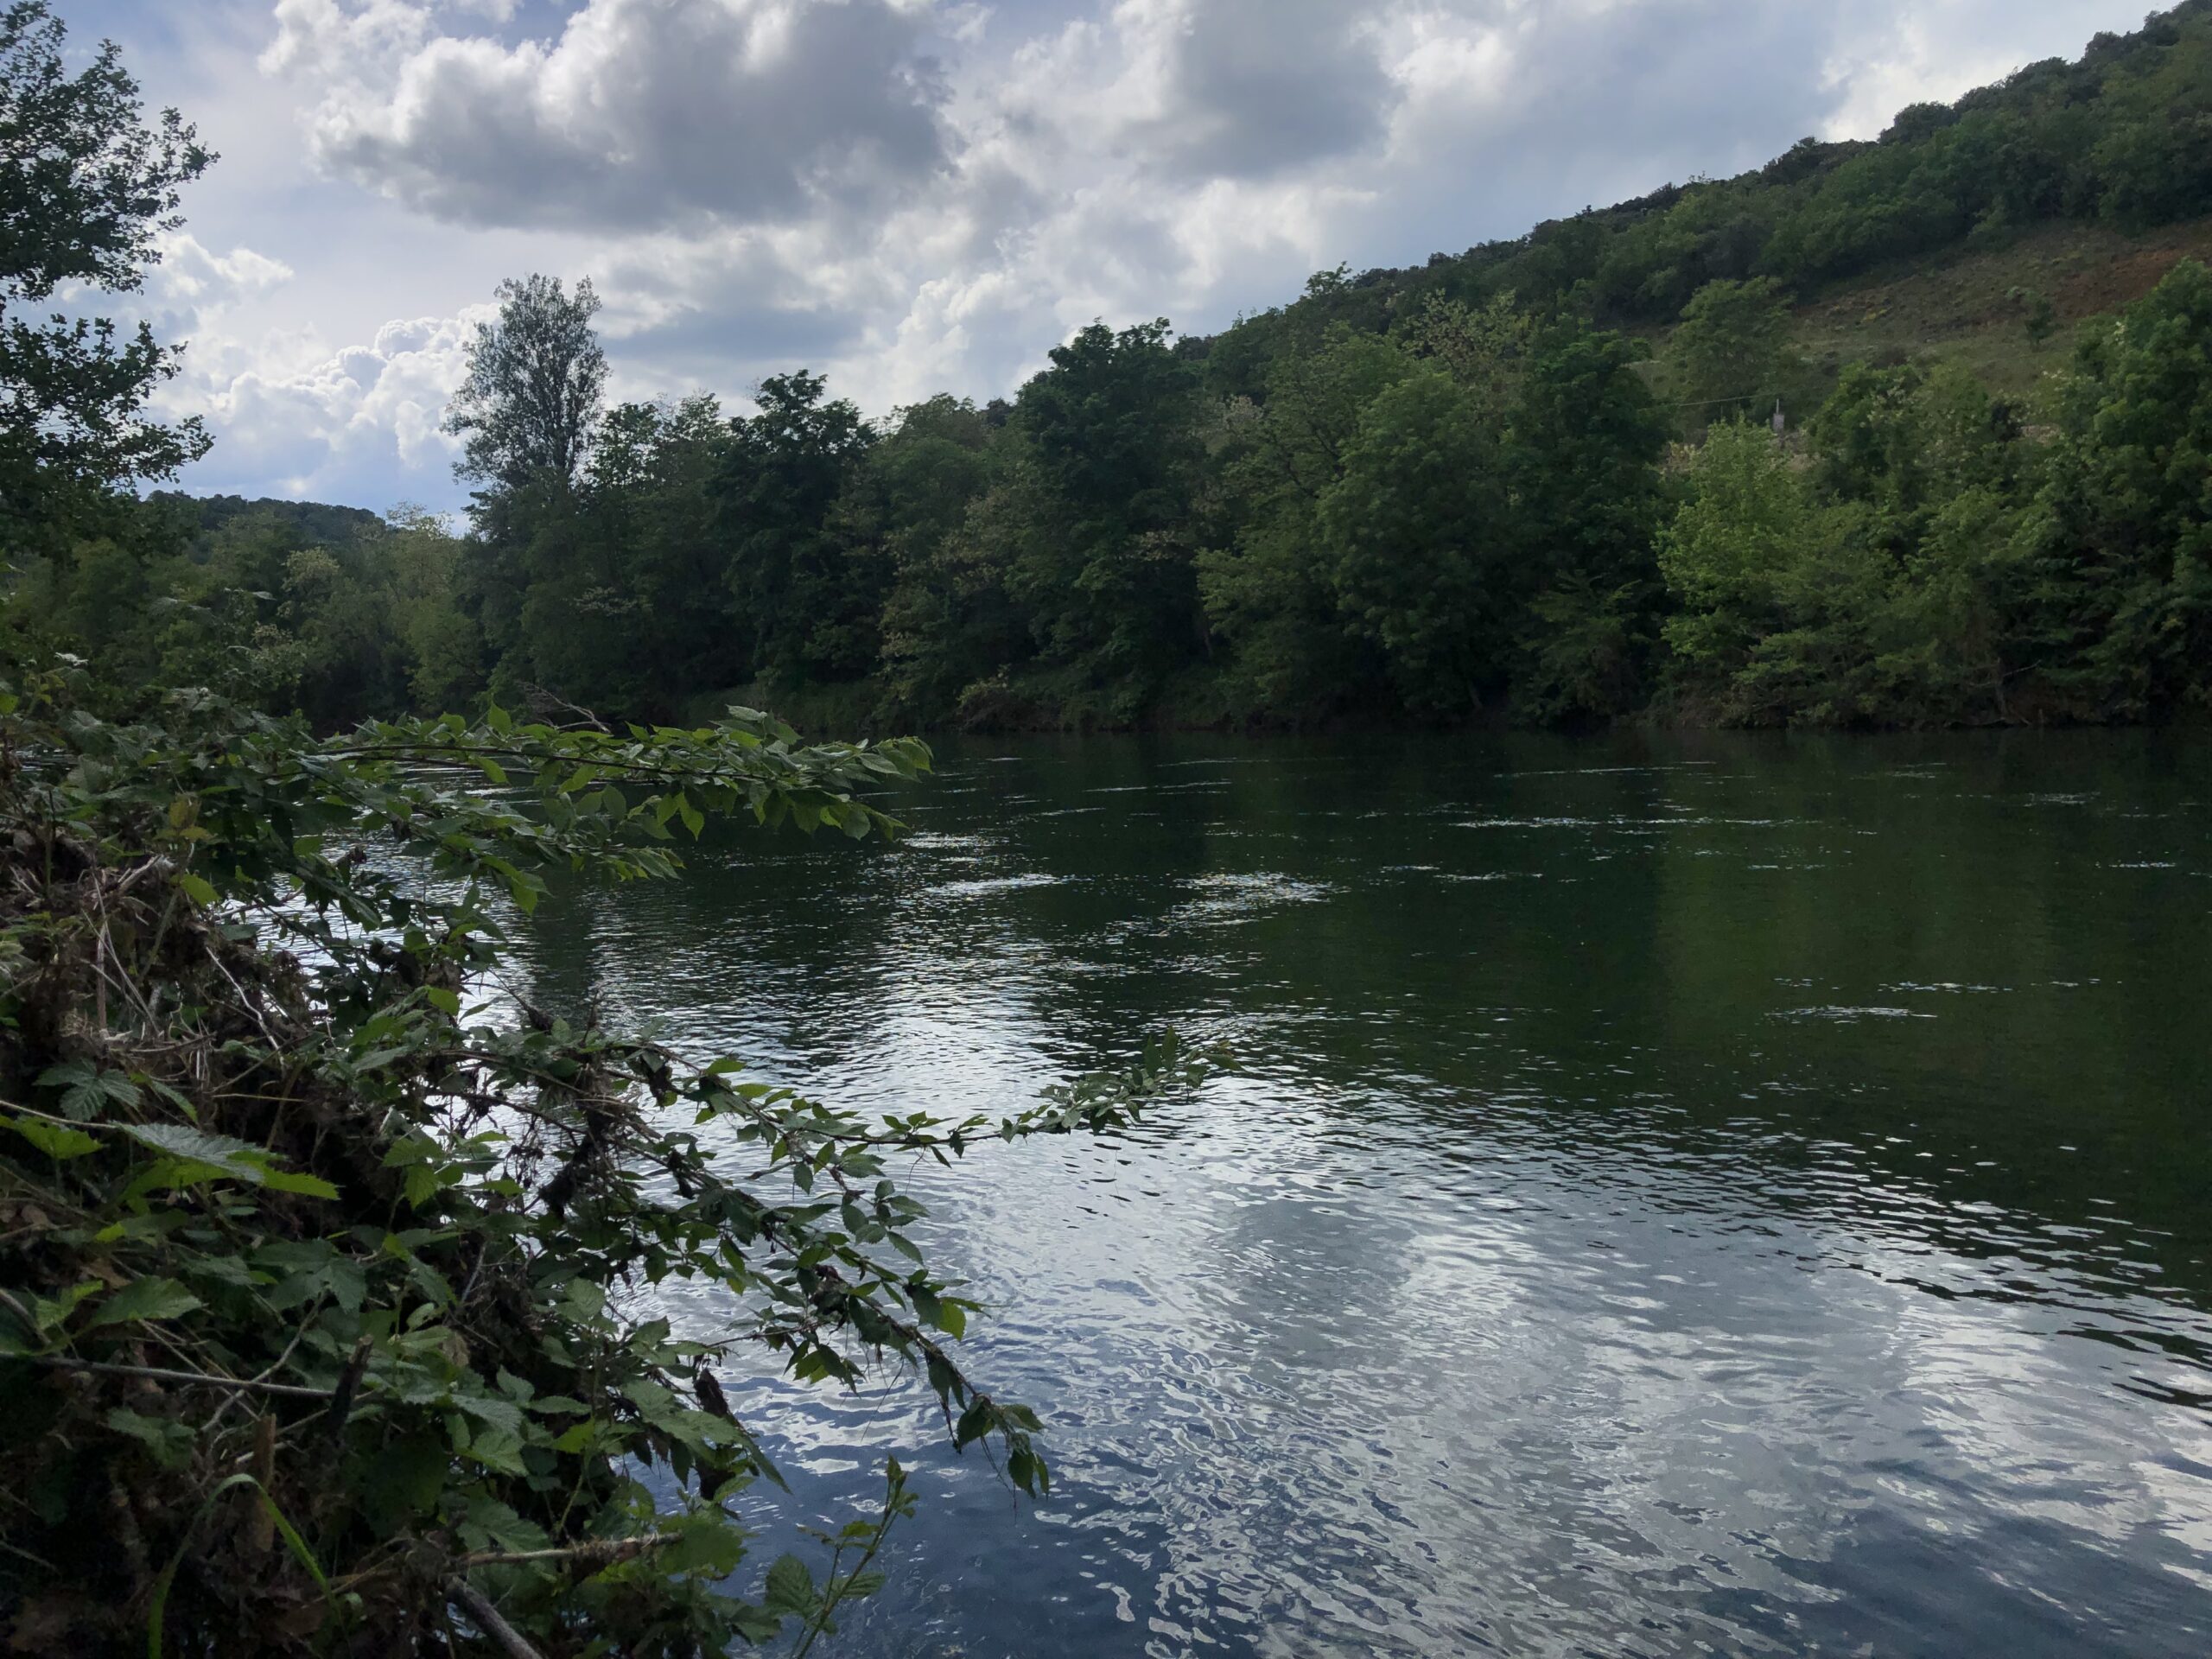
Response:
1785,214,2212,400
1201,0,2212,401
146,491,390,550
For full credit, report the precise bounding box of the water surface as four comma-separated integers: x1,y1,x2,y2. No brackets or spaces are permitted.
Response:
514,731,2212,1657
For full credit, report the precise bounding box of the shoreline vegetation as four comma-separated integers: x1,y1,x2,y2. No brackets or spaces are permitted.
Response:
16,3,2212,741
0,4,1212,1652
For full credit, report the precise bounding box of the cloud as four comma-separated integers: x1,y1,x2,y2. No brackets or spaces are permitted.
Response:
266,0,952,232
182,312,484,505
1820,0,2110,142
127,0,2164,509
1124,0,1395,180
110,226,480,505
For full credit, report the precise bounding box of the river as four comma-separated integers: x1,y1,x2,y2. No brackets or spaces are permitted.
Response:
509,730,2212,1657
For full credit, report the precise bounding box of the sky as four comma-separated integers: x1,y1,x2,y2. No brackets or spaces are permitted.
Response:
88,0,2158,514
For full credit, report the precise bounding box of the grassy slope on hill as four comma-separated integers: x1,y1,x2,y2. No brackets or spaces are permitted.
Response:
1785,213,2212,402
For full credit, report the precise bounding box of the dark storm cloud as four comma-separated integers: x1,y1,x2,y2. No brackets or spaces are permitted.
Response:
308,0,950,232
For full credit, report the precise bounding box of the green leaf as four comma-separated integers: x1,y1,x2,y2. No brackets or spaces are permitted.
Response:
459,1425,528,1476
762,1552,815,1617
105,1408,194,1469
3,1115,99,1160
116,1123,271,1184
952,1400,992,1448
89,1277,203,1327
37,1061,141,1122
175,872,219,906
32,1281,100,1334
550,1420,603,1455
260,1168,340,1200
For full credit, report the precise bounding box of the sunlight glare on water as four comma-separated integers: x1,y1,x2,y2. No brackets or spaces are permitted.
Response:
508,730,2212,1657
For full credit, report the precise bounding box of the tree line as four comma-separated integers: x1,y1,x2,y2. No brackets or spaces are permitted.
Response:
16,3,2212,733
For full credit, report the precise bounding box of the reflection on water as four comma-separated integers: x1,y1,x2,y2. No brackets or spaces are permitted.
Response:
512,730,2212,1656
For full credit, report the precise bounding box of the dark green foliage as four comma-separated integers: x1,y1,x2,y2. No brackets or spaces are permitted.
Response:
1196,327,1415,716
2014,287,2059,349
863,397,1015,719
474,394,738,719
155,493,388,548
998,320,1207,714
0,665,1213,1653
0,0,211,554
1507,327,1672,722
1318,369,1515,715
2014,257,2212,716
1664,277,1805,423
1661,348,2032,726
716,372,879,690
7,502,486,727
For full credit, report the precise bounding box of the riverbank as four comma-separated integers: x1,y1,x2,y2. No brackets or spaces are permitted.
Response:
687,669,2212,740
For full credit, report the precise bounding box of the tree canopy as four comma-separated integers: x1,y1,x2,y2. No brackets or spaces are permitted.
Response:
0,0,211,550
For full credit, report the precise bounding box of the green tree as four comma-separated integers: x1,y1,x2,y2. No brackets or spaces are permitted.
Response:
445,274,607,497
2015,257,2212,716
2012,285,2059,349
860,397,1013,719
1658,417,1825,696
1394,290,1534,413
1198,327,1416,715
1317,370,1518,714
0,0,212,551
1505,323,1671,721
1003,320,1205,712
716,371,879,689
1663,276,1803,424
383,507,486,712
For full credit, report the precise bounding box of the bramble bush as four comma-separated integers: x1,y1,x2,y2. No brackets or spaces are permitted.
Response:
0,660,1211,1655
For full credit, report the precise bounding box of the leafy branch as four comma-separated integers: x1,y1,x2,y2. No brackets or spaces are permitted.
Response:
0,664,1217,1655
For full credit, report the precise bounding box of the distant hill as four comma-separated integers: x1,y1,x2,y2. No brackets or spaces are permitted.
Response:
147,492,390,550
1200,0,2212,397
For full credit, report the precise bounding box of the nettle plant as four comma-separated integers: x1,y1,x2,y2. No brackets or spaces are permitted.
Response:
0,661,1209,1656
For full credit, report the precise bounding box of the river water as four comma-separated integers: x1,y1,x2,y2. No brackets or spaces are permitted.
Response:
511,731,2212,1657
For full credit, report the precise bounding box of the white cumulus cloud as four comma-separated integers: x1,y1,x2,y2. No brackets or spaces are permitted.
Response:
110,0,2167,508
265,0,953,231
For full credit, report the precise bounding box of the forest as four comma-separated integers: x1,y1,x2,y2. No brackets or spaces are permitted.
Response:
17,4,2212,733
